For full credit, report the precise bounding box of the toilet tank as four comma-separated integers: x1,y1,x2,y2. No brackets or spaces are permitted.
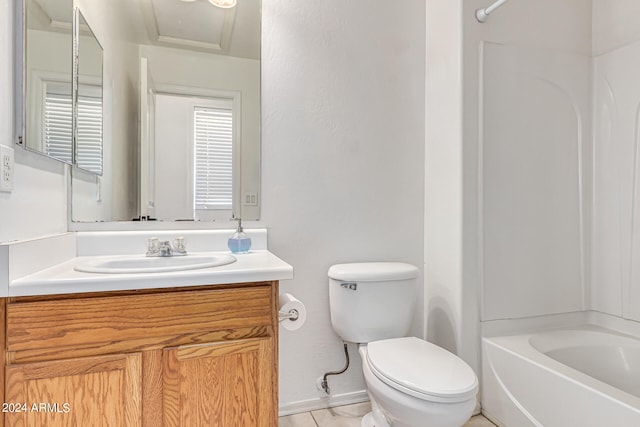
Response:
328,262,418,343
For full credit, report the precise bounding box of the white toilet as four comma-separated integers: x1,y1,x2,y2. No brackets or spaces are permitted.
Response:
328,262,478,427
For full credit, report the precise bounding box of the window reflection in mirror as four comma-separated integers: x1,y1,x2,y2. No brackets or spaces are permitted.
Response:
151,93,239,222
24,0,73,162
70,0,261,224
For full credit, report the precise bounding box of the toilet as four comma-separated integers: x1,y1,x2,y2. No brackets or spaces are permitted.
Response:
328,262,478,427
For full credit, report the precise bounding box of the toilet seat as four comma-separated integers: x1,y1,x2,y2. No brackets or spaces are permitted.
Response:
366,337,478,403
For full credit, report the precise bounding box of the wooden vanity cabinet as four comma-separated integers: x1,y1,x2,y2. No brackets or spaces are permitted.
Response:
0,281,279,427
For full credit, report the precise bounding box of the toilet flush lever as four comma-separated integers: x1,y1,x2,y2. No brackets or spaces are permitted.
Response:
341,282,357,291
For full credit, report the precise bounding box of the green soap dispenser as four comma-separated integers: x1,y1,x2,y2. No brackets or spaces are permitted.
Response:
228,218,251,253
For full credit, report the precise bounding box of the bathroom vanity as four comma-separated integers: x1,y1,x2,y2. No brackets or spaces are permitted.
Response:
0,231,292,427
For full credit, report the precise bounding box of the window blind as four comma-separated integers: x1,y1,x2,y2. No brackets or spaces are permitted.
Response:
76,96,103,174
194,106,233,211
43,86,103,174
43,92,73,163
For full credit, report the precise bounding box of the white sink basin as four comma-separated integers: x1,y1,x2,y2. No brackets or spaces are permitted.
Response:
74,254,237,274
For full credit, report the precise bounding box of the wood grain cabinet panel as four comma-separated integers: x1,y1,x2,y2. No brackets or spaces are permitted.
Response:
6,286,272,353
5,353,142,427
0,282,278,427
2,282,278,427
162,338,275,427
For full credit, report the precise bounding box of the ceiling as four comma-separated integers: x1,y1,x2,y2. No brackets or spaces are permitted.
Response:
140,0,260,59
27,0,261,60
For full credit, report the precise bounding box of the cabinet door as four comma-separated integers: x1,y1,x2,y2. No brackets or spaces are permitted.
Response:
5,353,142,427
163,338,276,427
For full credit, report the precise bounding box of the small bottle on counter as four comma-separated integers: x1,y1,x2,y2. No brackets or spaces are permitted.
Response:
228,218,251,254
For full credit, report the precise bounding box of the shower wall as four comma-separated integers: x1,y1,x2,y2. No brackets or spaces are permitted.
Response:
480,42,590,320
463,0,593,322
591,1,640,320
468,0,640,325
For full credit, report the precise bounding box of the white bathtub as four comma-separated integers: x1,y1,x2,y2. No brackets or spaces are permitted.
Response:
482,326,640,426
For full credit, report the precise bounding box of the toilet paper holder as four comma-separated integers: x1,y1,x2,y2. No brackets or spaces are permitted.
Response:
278,293,306,331
278,308,300,322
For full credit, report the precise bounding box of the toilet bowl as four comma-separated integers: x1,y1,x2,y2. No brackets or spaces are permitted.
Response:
327,262,479,427
359,338,477,427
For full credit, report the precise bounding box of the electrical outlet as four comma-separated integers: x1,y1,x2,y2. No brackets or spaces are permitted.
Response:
0,145,14,192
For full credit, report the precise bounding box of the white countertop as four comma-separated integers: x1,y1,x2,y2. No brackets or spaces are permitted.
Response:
9,250,293,297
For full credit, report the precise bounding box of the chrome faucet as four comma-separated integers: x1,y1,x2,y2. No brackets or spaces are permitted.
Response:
159,241,173,257
146,237,187,257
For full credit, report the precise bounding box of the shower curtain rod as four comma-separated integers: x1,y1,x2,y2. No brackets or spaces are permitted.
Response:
476,0,510,23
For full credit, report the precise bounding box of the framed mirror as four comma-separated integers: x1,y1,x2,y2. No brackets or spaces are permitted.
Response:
70,0,261,224
73,9,103,175
19,0,74,163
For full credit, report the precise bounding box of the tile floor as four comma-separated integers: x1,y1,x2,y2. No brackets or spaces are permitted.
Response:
279,402,497,427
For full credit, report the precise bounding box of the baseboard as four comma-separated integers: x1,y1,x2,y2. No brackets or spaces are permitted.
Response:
278,390,369,417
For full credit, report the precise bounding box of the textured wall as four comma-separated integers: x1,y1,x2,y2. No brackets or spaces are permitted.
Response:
261,0,425,412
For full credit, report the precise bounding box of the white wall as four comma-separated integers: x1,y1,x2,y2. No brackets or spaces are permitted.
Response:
0,0,68,243
591,1,640,320
424,0,469,364
262,0,425,412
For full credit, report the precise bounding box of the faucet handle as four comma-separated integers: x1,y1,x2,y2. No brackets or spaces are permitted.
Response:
146,237,159,256
173,237,187,255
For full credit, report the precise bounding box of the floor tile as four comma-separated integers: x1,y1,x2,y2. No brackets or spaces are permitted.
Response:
311,401,371,427
279,402,497,427
464,414,497,427
279,411,318,427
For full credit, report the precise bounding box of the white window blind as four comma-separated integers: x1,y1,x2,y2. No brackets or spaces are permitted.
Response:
43,92,73,163
194,106,233,211
76,95,103,174
43,84,103,174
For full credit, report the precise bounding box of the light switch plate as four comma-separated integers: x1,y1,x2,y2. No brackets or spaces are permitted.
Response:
0,145,15,192
243,192,258,206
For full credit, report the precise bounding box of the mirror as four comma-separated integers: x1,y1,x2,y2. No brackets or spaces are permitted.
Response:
21,0,74,163
73,9,103,175
70,0,261,224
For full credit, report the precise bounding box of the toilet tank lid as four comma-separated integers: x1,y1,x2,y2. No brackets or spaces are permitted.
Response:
328,262,418,282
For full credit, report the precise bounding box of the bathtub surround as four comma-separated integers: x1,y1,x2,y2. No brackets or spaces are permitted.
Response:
465,0,640,424
591,2,640,323
464,1,640,321
465,1,640,333
464,0,593,322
